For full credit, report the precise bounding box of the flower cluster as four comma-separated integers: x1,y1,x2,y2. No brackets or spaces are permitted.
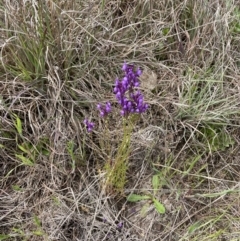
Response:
84,63,148,131
97,102,111,117
83,119,95,132
113,62,148,116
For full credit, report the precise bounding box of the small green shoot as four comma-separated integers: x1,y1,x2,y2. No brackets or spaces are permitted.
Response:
127,173,165,215
15,154,34,166
51,195,61,206
32,215,45,236
183,154,202,177
15,140,50,166
105,116,137,193
188,221,201,234
18,143,35,160
12,185,23,192
13,114,22,136
230,7,240,34
153,198,165,214
0,234,10,241
200,125,234,152
11,228,26,241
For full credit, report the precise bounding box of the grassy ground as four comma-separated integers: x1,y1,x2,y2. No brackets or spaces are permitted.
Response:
1,0,240,240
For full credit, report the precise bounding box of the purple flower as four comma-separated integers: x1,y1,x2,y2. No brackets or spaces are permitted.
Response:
97,102,111,117
136,67,142,76
84,63,148,133
117,221,123,229
103,218,107,223
83,119,95,132
114,63,148,116
122,62,128,71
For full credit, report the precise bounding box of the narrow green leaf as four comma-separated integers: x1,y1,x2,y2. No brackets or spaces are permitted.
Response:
13,114,22,135
18,145,29,154
51,196,60,206
152,175,160,195
34,215,41,227
127,194,151,202
67,140,75,161
0,234,10,241
162,28,170,36
16,154,34,166
42,149,50,156
184,155,201,175
196,189,238,198
32,229,43,236
188,221,201,234
12,227,24,235
18,144,35,160
153,198,165,214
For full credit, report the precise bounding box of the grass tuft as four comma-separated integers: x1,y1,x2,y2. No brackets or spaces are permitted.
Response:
1,0,240,240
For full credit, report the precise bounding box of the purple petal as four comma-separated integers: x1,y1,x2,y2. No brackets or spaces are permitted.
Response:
120,110,125,116
136,68,142,76
105,102,111,113
117,221,123,229
122,62,127,71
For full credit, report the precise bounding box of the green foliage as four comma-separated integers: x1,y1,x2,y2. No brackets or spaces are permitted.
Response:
2,14,47,81
105,153,129,193
183,154,202,176
154,27,173,61
127,173,165,216
177,76,237,153
179,1,198,39
0,1,78,82
15,137,50,166
15,154,34,166
13,114,22,136
105,117,136,193
153,198,165,214
7,215,46,240
181,212,227,240
0,1,239,240
11,228,26,241
16,142,36,166
51,195,61,206
199,124,234,152
12,185,23,192
32,215,45,236
188,221,201,234
67,140,75,161
230,7,240,34
66,140,87,170
0,234,10,241
5,33,46,81
162,27,170,36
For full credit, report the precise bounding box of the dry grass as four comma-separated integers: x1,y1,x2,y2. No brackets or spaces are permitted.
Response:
1,0,240,240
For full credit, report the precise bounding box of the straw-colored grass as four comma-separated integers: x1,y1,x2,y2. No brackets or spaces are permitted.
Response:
1,0,240,240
